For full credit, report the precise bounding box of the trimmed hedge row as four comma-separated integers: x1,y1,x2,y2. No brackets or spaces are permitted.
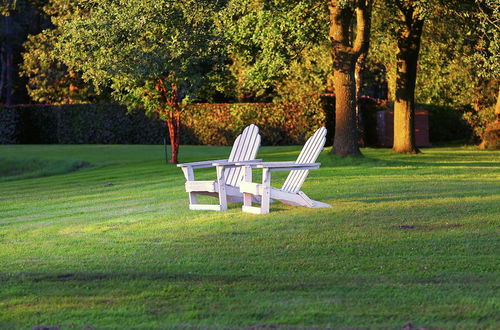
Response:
0,101,327,145
0,104,166,144
0,100,471,146
184,99,327,146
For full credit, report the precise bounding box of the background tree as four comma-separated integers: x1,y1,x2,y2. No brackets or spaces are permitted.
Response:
328,0,372,156
222,0,373,155
390,0,427,154
56,0,225,163
20,0,105,104
368,0,498,147
1,0,45,105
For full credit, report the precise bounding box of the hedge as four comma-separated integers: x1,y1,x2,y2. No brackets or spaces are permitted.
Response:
425,104,473,143
0,104,166,145
0,99,471,146
184,98,327,146
0,101,328,145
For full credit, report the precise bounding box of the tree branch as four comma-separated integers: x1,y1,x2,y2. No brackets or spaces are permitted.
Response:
352,0,373,56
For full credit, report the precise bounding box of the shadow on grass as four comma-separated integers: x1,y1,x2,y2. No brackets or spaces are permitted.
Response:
1,271,250,284
320,153,500,169
0,158,92,182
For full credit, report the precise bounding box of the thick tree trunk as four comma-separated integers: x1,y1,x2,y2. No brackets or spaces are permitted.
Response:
166,109,181,164
328,0,372,157
393,5,423,154
333,65,361,156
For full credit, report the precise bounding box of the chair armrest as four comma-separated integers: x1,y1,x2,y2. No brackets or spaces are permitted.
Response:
177,159,228,169
212,159,263,168
238,161,321,171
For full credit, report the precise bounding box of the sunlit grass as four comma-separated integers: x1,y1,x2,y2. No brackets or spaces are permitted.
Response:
0,144,499,328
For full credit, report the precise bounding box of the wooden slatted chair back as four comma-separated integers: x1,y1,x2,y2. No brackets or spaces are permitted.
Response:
226,124,261,187
281,127,327,193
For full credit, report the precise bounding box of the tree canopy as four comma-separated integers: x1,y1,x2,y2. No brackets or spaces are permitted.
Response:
54,0,226,162
1,0,497,152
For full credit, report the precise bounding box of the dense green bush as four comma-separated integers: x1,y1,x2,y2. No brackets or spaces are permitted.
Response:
425,104,473,143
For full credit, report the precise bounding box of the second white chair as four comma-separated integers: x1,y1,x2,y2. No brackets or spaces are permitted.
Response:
237,127,331,214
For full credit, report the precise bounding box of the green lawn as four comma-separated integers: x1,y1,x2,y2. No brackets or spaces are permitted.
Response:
0,144,499,328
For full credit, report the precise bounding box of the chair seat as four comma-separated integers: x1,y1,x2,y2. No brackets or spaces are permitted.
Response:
185,180,218,193
239,181,265,195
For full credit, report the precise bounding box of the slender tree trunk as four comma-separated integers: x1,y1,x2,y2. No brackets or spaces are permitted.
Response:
355,51,368,146
329,0,372,157
166,109,181,164
355,52,366,113
3,11,14,106
0,51,5,101
68,70,78,104
495,88,500,124
393,4,424,154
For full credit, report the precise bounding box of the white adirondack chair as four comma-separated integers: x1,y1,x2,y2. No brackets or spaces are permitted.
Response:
237,127,331,214
177,124,261,211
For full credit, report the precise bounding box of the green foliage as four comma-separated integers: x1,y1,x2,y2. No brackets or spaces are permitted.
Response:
474,0,500,79
19,0,105,104
20,30,103,104
273,43,333,103
56,0,225,114
0,145,499,327
219,0,328,99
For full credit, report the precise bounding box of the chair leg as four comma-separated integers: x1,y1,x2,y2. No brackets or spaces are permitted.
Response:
243,166,253,208
260,168,271,214
188,192,198,205
216,166,228,211
241,165,265,214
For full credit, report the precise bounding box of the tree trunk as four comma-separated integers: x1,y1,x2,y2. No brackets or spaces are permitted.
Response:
68,70,78,104
0,51,5,101
333,65,361,156
355,51,367,146
479,88,500,149
5,46,13,106
393,5,424,154
166,109,181,164
495,88,500,124
3,12,14,106
328,0,372,157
